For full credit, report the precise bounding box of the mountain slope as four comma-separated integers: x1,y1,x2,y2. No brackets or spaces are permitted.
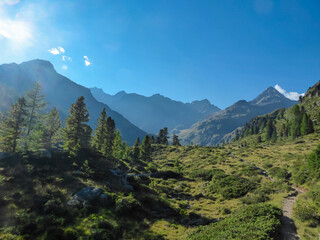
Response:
0,59,146,145
179,87,297,146
90,87,220,134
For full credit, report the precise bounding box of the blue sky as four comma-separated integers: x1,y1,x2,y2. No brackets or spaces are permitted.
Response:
0,0,319,109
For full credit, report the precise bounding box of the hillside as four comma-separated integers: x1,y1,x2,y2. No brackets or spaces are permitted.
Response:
240,80,320,142
178,87,297,146
1,130,320,239
0,60,146,145
91,87,220,134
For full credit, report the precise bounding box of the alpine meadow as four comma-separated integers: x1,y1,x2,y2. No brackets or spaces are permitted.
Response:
0,1,320,240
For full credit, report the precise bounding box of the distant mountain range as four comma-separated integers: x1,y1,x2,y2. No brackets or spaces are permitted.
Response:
0,59,301,147
90,87,221,134
0,59,146,145
178,87,298,146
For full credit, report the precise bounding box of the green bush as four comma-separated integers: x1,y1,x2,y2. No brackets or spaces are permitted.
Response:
294,203,319,222
209,172,256,199
268,167,290,180
186,203,282,240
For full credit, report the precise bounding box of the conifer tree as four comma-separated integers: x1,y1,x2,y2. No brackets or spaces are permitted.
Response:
42,108,62,149
235,130,239,141
102,116,115,157
141,135,152,161
300,113,314,135
289,105,302,138
25,82,46,136
172,134,181,146
0,97,27,153
112,130,126,160
91,108,107,153
63,96,91,155
132,137,141,161
156,127,169,145
265,119,275,141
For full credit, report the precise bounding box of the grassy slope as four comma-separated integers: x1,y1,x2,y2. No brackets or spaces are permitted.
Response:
0,131,319,239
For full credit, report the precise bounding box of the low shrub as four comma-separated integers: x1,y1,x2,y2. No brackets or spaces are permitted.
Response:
186,203,282,240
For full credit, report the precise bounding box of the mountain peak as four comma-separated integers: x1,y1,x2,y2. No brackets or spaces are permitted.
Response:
250,86,295,106
20,59,55,69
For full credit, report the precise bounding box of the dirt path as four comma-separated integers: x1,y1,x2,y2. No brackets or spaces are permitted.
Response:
229,152,307,240
281,186,306,240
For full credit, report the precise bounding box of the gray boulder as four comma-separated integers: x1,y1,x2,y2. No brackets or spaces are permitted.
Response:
67,187,112,208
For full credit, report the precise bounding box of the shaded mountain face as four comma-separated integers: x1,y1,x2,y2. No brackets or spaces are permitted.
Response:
0,59,146,145
90,87,220,134
179,87,297,146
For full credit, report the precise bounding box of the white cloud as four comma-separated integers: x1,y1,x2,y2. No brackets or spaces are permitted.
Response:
274,84,304,101
62,55,71,61
48,47,60,55
58,46,65,53
62,65,68,70
84,56,92,66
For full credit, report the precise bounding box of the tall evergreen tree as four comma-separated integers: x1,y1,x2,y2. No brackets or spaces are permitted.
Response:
141,135,152,161
235,130,239,141
132,137,141,161
265,119,275,141
289,104,302,138
25,82,46,136
42,108,62,149
91,108,108,153
0,97,27,153
300,113,314,135
102,117,115,157
172,134,181,146
112,130,126,159
156,127,169,145
63,96,91,155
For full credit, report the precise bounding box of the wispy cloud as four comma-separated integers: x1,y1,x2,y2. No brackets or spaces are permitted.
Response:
62,55,71,61
274,84,304,101
58,46,65,53
84,56,92,66
62,65,68,70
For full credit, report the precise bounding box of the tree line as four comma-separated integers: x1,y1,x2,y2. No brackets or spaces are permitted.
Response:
0,82,181,161
240,104,314,142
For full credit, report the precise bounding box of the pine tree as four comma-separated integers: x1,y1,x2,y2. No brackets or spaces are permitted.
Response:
91,108,108,153
156,127,169,145
289,105,302,138
264,119,275,141
141,135,152,161
42,108,62,149
63,96,91,155
102,117,115,157
172,134,181,146
300,113,314,135
112,130,126,159
235,130,239,141
0,97,27,153
25,82,46,136
132,137,141,161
